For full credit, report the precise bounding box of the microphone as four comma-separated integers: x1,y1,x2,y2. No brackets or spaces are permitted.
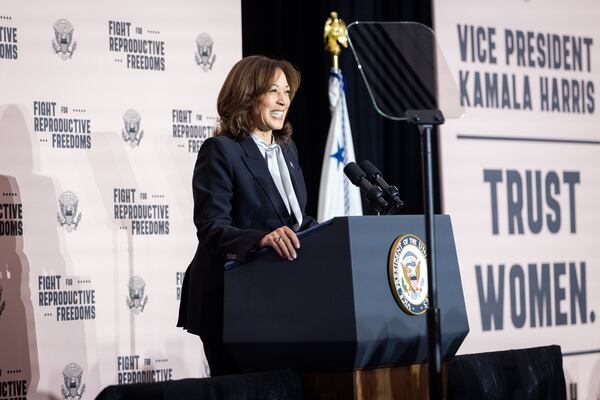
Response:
343,162,389,211
359,160,405,209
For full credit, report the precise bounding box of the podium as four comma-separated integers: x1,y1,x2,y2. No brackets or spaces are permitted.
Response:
224,215,469,372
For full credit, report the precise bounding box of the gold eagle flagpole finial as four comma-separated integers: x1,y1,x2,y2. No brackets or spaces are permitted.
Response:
324,11,348,70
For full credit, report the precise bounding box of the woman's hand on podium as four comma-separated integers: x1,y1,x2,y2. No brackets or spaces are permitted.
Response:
258,226,300,261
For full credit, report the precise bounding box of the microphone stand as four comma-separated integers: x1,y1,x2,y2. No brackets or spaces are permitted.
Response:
405,109,445,400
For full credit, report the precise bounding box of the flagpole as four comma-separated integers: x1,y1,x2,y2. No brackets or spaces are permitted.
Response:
318,12,362,222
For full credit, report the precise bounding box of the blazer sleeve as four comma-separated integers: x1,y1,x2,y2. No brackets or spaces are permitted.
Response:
192,137,266,263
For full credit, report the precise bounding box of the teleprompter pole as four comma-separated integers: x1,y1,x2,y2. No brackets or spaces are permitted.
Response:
406,109,444,400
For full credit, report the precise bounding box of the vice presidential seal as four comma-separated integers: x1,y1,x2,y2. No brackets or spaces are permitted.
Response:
121,109,144,147
388,234,428,315
57,191,82,232
52,19,77,60
126,276,148,314
61,362,85,400
195,33,215,71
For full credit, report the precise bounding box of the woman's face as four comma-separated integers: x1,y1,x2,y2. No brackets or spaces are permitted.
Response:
251,68,290,135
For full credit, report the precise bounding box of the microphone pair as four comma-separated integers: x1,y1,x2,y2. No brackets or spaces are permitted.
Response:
343,161,405,215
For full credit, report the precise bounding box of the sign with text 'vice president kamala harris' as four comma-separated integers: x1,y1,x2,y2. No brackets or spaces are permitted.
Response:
434,0,600,398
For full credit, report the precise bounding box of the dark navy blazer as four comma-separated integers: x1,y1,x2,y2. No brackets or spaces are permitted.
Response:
177,133,317,339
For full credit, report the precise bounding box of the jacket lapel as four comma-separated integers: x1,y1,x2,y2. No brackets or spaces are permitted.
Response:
239,137,290,224
281,143,306,208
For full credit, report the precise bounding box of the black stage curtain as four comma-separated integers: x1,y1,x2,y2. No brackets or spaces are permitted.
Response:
447,345,567,400
241,1,439,217
95,369,302,400
95,346,565,399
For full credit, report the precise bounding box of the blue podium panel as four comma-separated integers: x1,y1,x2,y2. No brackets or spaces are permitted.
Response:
224,216,469,370
347,216,468,367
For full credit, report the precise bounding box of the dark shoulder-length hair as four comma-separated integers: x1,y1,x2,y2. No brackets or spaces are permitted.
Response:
214,55,300,143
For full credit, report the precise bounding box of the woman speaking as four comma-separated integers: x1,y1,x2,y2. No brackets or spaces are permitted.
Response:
177,55,317,376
